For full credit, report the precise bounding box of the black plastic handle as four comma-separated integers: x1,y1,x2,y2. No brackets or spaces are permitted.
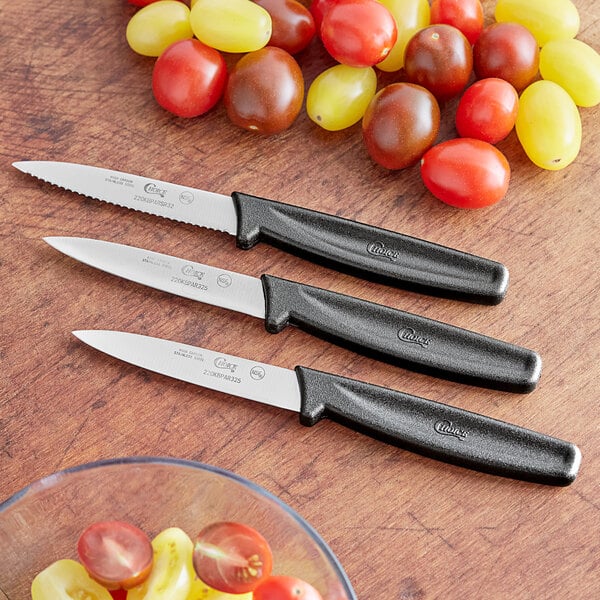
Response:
295,366,580,485
232,191,509,305
262,274,540,393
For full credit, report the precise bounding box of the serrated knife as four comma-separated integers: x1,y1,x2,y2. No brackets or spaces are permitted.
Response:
14,160,509,304
45,236,541,392
71,330,580,486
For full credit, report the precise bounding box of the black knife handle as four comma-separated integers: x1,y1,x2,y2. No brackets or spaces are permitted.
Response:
294,366,580,486
262,275,540,393
231,191,508,305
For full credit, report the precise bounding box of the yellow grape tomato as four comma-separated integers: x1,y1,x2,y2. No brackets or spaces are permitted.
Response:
190,0,272,53
516,80,582,171
495,0,579,47
127,527,195,600
540,39,600,107
307,65,377,131
31,559,113,600
376,0,430,72
186,577,253,599
126,1,193,57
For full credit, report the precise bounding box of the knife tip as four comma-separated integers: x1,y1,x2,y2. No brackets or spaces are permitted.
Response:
72,330,99,345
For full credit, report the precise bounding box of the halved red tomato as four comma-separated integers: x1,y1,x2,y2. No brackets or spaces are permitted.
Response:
192,521,273,594
77,520,153,590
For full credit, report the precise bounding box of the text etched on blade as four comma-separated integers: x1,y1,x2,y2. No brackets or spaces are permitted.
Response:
171,265,208,291
203,357,242,384
144,183,167,198
105,174,134,188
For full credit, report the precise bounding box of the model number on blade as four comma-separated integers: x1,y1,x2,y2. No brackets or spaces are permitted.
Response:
203,369,241,384
133,194,175,210
171,276,208,291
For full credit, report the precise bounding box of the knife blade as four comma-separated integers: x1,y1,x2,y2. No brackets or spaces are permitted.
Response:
14,160,509,305
71,330,580,486
46,236,541,392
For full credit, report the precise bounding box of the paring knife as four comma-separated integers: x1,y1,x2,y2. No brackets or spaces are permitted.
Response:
71,330,580,486
45,237,541,393
14,160,509,304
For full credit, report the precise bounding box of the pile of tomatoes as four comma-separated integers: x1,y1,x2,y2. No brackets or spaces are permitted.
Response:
31,519,324,599
124,0,599,208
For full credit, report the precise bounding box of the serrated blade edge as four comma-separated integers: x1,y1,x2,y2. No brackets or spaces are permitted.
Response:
13,161,238,235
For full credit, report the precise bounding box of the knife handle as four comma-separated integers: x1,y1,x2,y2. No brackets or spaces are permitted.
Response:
231,191,508,305
294,366,581,485
262,275,540,393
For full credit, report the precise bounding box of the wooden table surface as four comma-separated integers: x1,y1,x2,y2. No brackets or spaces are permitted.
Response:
1,1,599,598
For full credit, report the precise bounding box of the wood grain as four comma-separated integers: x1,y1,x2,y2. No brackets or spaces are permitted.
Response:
1,1,598,598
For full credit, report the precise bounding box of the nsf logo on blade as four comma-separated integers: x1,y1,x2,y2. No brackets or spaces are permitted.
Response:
179,190,194,205
250,366,266,381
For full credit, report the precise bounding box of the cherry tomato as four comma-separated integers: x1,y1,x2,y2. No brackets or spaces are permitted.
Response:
224,47,304,135
307,65,377,131
420,138,511,209
495,0,580,47
430,0,483,45
252,575,324,600
152,39,227,118
77,520,153,590
128,527,195,600
515,80,582,171
192,521,273,594
455,78,518,144
473,23,539,92
540,39,600,108
362,83,440,169
31,559,113,600
126,1,193,57
404,24,472,100
320,0,398,68
110,590,128,600
376,0,430,73
309,0,340,32
254,0,316,55
190,0,272,53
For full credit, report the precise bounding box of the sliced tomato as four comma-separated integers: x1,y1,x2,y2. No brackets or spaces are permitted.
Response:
128,527,195,600
192,521,273,594
31,559,113,600
77,520,153,590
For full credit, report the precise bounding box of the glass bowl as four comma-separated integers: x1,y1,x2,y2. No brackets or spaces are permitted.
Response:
0,456,356,600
